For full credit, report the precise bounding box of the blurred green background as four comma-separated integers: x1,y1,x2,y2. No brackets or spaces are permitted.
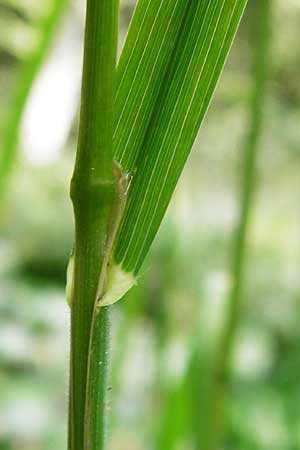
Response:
0,0,300,449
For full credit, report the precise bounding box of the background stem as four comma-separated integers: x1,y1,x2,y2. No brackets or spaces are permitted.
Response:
187,2,272,449
69,1,119,449
221,0,272,385
213,0,272,446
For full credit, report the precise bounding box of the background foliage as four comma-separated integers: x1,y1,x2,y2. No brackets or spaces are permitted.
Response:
0,0,300,449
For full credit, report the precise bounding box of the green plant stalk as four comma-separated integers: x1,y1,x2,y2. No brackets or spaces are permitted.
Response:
69,1,119,449
183,2,271,449
84,306,111,449
188,348,224,450
0,0,66,197
157,380,187,450
221,0,271,388
201,1,272,448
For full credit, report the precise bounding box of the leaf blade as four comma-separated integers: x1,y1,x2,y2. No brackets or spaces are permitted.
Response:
114,0,247,274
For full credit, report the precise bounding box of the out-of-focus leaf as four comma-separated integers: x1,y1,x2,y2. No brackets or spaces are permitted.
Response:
0,0,66,196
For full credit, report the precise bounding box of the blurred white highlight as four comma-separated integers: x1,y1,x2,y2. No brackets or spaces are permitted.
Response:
21,18,82,166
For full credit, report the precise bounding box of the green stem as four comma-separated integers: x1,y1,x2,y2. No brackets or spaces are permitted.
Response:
85,306,111,449
208,0,272,448
69,1,119,449
0,0,66,197
221,0,272,386
187,2,272,450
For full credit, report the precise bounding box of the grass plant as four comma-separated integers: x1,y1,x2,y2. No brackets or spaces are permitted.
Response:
68,0,247,448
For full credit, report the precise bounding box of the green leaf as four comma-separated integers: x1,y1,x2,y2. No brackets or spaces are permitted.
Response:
112,0,247,275
0,0,66,196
